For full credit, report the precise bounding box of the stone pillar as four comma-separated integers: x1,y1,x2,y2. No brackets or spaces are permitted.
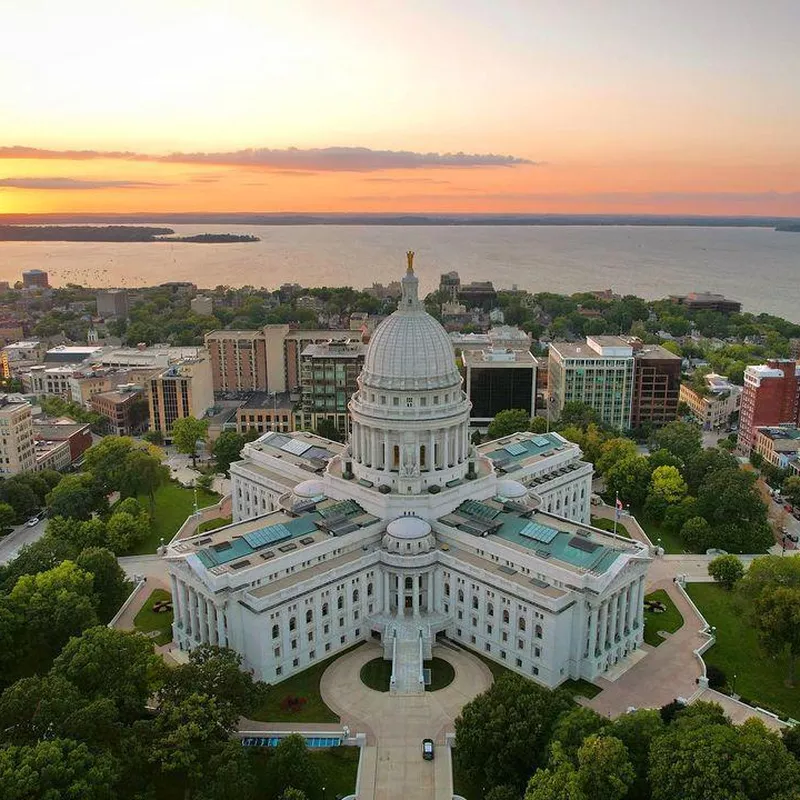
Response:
181,581,192,637
636,577,645,631
351,422,358,462
429,431,435,472
217,607,227,648
206,599,217,645
198,593,208,643
428,571,435,612
371,428,378,468
170,573,180,629
384,431,390,472
609,591,619,644
598,600,608,650
383,571,391,615
190,588,201,641
412,574,420,617
618,591,626,640
622,585,632,634
445,428,451,467
587,604,598,657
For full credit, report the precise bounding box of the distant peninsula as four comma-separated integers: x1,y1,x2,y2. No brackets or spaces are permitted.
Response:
775,223,800,232
0,225,260,243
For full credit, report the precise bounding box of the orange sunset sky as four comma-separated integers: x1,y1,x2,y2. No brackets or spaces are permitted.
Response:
2,0,799,217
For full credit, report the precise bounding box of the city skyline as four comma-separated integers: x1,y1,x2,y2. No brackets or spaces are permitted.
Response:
2,0,799,216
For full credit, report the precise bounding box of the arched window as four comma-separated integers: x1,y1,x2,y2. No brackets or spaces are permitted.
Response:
305,609,313,624
272,624,279,639
322,602,329,617
337,596,344,610
518,617,526,632
444,583,450,597
367,582,373,597
405,577,413,590
289,617,296,631
352,589,359,603
535,624,543,639
487,602,494,617
471,596,479,610
458,589,464,603
502,609,509,624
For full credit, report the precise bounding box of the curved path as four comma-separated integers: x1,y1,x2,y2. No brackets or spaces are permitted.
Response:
320,642,493,800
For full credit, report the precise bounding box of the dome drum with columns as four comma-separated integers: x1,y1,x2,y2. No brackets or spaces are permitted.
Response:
348,252,472,495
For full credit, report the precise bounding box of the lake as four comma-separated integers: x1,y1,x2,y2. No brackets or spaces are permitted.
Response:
0,224,797,321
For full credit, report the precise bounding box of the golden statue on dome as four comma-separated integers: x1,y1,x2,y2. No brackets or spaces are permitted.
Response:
406,250,415,273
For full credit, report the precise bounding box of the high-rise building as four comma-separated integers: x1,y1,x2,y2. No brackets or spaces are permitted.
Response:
205,326,286,395
548,336,635,429
22,269,49,289
148,355,214,440
679,372,741,431
737,360,800,454
296,340,366,434
629,342,682,429
462,347,538,428
0,396,35,475
96,289,129,319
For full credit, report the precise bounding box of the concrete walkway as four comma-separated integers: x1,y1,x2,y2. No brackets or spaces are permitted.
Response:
319,642,493,800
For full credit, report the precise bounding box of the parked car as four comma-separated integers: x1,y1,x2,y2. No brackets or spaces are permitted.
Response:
25,517,39,527
422,738,434,760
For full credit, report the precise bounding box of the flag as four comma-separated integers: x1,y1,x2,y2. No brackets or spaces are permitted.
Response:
615,495,623,519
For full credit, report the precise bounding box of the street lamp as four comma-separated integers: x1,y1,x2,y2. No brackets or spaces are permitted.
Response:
732,672,738,696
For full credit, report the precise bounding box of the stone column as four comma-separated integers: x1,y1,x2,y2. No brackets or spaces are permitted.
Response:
170,573,180,629
429,431,435,472
206,599,217,645
618,591,627,640
636,577,645,631
371,428,378,468
587,604,598,657
383,571,391,614
412,574,420,617
216,606,226,648
622,585,632,634
198,594,208,643
428,571,435,612
384,431,390,472
181,581,192,637
598,600,608,650
190,588,201,641
609,591,619,644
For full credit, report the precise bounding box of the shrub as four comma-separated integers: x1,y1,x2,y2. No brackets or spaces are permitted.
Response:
706,664,726,689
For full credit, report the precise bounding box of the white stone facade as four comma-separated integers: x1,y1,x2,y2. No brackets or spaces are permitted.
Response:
165,260,650,692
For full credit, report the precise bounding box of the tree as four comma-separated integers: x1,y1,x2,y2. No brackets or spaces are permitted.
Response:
105,510,150,554
265,734,321,800
595,438,638,475
0,532,78,593
212,431,246,475
548,706,609,761
529,416,548,434
47,472,106,521
662,496,699,535
647,448,683,472
650,420,702,463
51,626,161,723
195,740,256,800
708,554,745,589
9,561,98,663
83,436,136,494
0,738,120,799
314,417,344,443
648,465,688,506
119,448,168,511
752,586,800,685
782,476,800,507
783,724,800,762
0,477,38,520
486,786,520,800
75,547,132,621
46,516,105,551
649,716,800,800
739,554,800,603
172,416,209,467
0,502,15,532
143,429,164,445
682,447,738,494
488,409,531,440
680,516,713,552
604,456,653,509
572,735,634,800
557,402,600,430
454,673,573,792
609,709,664,800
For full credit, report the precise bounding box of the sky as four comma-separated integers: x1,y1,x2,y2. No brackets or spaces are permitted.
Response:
1,0,799,216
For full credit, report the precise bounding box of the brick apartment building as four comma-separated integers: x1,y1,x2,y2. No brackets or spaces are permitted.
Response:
629,343,682,430
737,359,800,454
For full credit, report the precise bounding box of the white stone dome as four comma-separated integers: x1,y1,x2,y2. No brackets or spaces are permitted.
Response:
293,479,326,499
361,266,460,391
386,516,432,539
496,479,528,499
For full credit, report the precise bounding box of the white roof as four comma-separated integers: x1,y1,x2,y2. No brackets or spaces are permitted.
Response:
386,516,432,540
496,479,528,499
293,479,327,499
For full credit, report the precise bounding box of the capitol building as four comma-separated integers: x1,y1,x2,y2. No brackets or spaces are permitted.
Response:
164,257,651,692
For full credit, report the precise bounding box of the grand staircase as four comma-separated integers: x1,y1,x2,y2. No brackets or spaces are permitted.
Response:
390,623,425,695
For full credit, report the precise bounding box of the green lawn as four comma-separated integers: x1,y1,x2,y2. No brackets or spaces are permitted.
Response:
198,515,232,533
685,582,800,721
249,645,364,724
249,745,359,799
591,515,631,538
561,678,602,699
359,657,455,692
133,588,173,646
643,589,684,646
128,481,220,554
637,514,686,554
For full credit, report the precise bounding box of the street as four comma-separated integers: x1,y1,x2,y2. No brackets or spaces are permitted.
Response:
0,518,47,565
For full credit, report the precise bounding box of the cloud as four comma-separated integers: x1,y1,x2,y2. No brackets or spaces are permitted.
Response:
0,145,535,172
363,177,452,185
0,176,169,190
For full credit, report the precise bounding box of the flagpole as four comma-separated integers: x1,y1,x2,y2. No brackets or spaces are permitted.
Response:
613,491,619,536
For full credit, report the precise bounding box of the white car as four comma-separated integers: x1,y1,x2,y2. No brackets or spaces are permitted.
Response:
26,517,40,527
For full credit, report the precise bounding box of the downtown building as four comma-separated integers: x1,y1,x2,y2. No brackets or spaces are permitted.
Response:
737,359,800,454
163,261,650,693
